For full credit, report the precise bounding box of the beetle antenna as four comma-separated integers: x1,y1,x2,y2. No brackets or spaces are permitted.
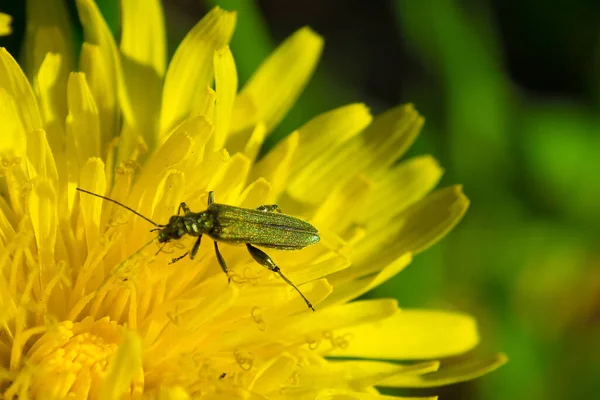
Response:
76,187,163,227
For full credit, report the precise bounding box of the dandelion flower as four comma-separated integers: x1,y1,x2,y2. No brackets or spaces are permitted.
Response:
0,1,506,398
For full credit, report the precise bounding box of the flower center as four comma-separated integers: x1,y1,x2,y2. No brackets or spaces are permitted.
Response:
8,317,125,399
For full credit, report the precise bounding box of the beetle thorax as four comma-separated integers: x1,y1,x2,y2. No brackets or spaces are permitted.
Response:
183,211,213,235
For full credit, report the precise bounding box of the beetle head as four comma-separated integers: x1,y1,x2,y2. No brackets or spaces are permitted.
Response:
157,215,186,243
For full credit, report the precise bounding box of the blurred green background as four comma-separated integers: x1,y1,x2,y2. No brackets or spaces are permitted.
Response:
2,0,599,398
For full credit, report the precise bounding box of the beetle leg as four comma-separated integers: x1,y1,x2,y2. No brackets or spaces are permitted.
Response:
189,235,202,260
178,202,191,215
256,204,280,213
208,191,215,206
169,251,188,265
213,241,231,283
245,244,314,311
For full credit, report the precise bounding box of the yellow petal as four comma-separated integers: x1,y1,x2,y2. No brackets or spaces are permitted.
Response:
354,185,469,263
378,353,508,388
26,129,58,186
0,89,27,160
34,53,67,137
313,174,373,233
76,0,134,126
293,103,372,173
66,72,101,164
0,47,43,148
207,153,251,205
0,197,16,246
132,118,198,206
251,131,299,202
324,253,413,306
189,87,216,123
100,331,143,400
286,105,373,205
0,13,12,36
79,158,107,253
120,0,166,151
328,310,479,360
80,43,117,147
250,353,296,395
361,155,443,229
120,0,166,78
242,122,266,162
22,0,75,80
34,55,68,197
158,386,191,400
0,263,17,326
276,299,398,339
362,104,424,179
315,388,436,400
150,169,185,226
238,177,271,208
29,180,58,267
233,27,323,133
327,359,439,389
160,7,236,136
211,46,237,150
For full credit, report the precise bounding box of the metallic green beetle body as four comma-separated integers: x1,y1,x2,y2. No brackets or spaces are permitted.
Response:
76,188,319,310
157,191,319,250
164,203,319,249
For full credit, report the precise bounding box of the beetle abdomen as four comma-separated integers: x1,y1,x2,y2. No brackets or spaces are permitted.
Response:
207,204,319,249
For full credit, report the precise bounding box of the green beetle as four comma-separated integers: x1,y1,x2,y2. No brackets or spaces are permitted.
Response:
76,188,319,310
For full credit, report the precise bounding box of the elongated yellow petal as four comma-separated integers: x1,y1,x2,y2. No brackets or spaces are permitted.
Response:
293,103,372,173
158,386,191,400
251,131,299,202
34,53,67,134
212,46,238,150
100,331,143,400
120,0,166,78
286,105,373,204
316,388,436,400
354,185,469,263
329,310,479,360
313,174,373,233
0,13,12,36
26,129,58,186
250,353,296,395
362,104,424,179
361,155,443,228
233,27,323,133
0,47,43,145
160,7,236,137
0,198,16,246
120,0,166,151
76,0,134,128
324,253,413,306
79,158,106,253
66,72,101,164
22,0,75,80
80,43,117,148
29,180,58,267
242,122,266,162
378,353,508,388
326,359,440,389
